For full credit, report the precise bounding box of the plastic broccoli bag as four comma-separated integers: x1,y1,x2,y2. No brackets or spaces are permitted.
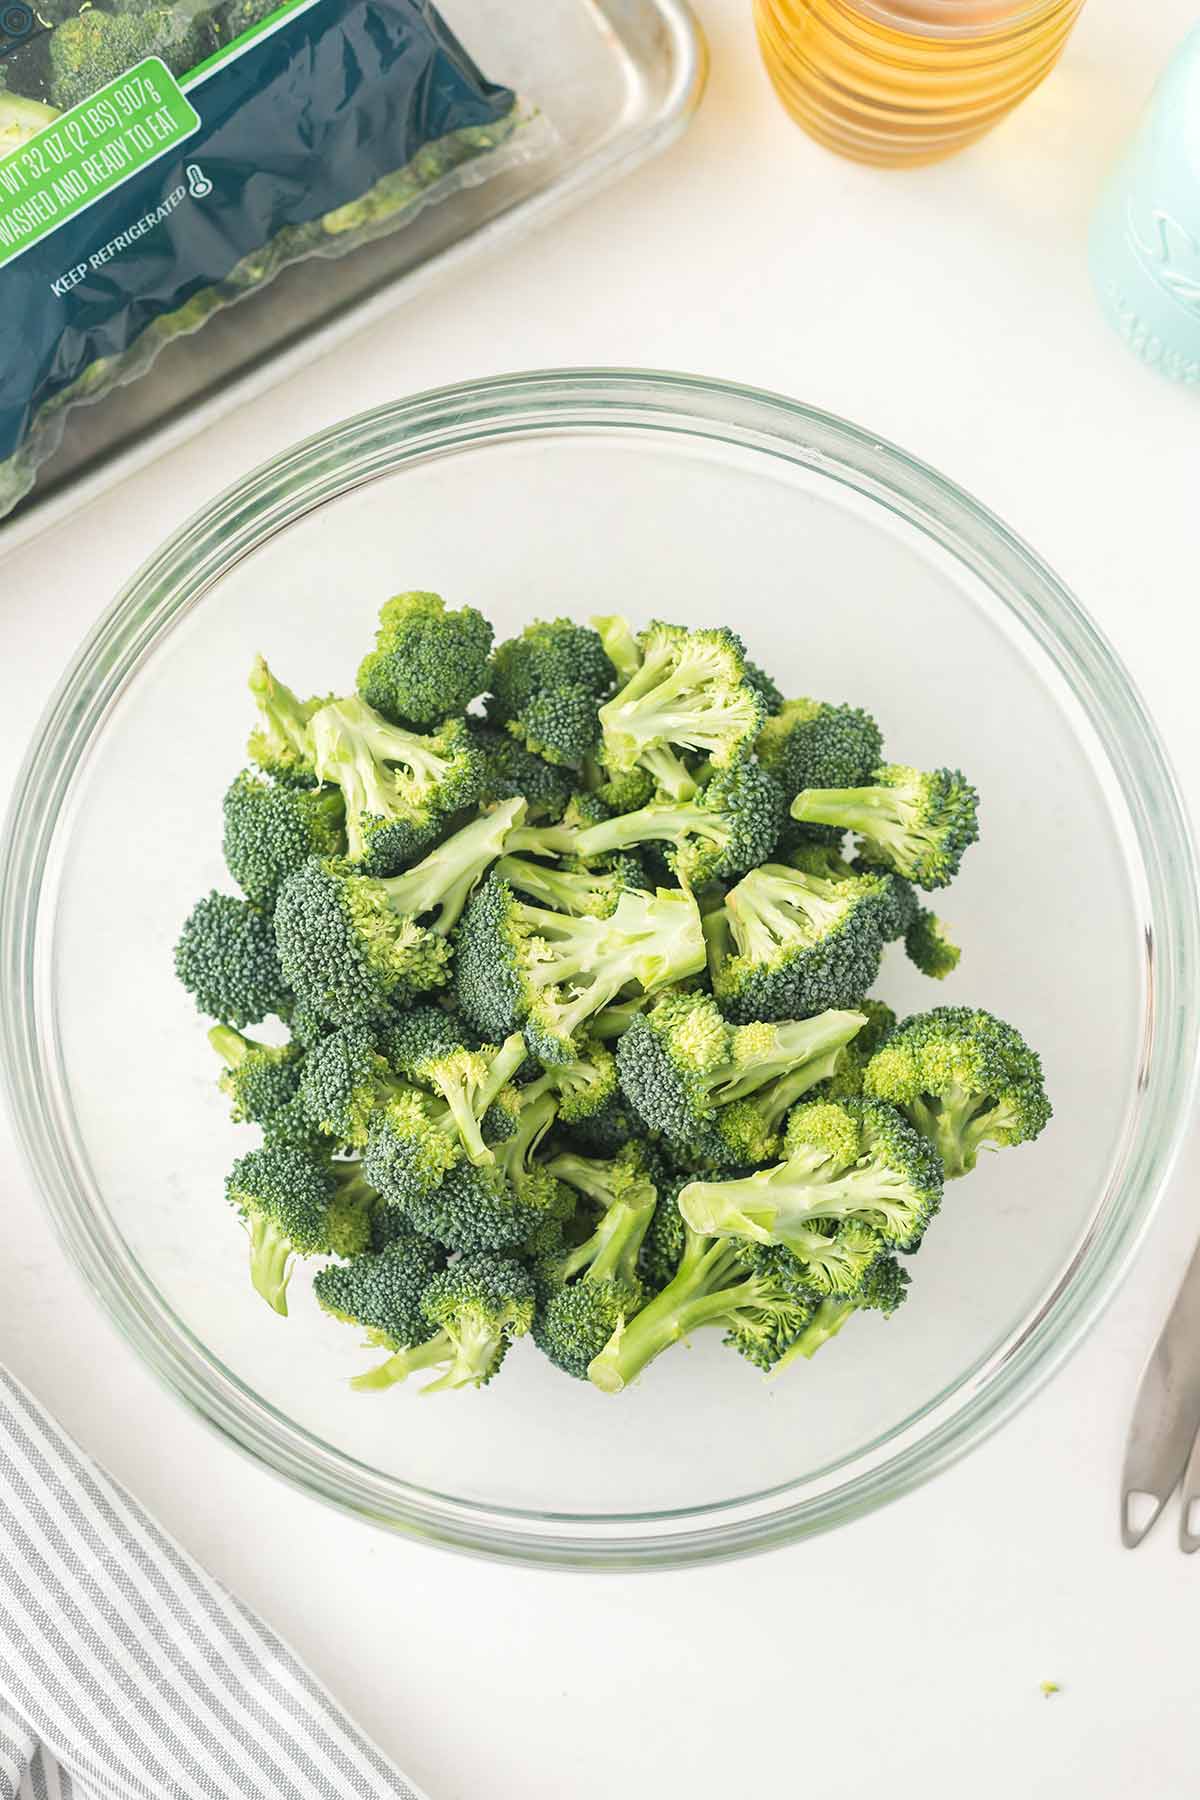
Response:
0,0,540,520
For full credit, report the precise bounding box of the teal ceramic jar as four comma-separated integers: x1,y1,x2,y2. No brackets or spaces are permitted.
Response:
1091,26,1200,385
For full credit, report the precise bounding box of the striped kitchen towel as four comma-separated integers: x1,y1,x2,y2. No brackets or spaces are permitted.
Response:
0,1367,427,1800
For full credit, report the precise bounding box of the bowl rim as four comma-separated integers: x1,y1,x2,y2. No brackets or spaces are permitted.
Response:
2,367,1197,1569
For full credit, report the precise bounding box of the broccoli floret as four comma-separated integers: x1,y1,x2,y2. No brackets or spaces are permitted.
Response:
221,770,345,906
224,1146,337,1315
537,1036,619,1121
587,1220,819,1390
863,1006,1051,1178
680,1097,942,1254
904,906,961,979
314,1233,446,1351
597,622,765,801
563,759,786,887
50,7,215,109
273,799,523,1025
494,854,644,919
533,1151,657,1378
488,618,614,768
297,1024,407,1147
207,1024,318,1149
310,697,483,873
773,1252,910,1366
356,591,493,724
325,1161,378,1258
246,656,329,787
790,764,979,891
454,875,706,1064
352,1254,535,1393
468,724,574,822
706,860,888,1023
615,991,867,1166
175,892,289,1027
742,659,785,716
595,766,657,814
387,1008,528,1165
756,699,883,823
788,842,917,947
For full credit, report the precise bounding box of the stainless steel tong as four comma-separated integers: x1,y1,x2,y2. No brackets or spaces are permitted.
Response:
1122,1239,1200,1550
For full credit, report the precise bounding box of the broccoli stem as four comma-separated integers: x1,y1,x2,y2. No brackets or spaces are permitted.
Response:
571,802,724,861
381,798,524,932
208,1024,251,1070
711,1012,867,1105
474,1033,530,1116
350,1332,449,1391
791,785,907,840
588,1236,747,1393
246,1214,295,1316
640,745,697,802
681,1159,912,1246
591,614,641,681
771,1298,855,1370
907,1085,1010,1179
248,655,316,763
590,998,649,1039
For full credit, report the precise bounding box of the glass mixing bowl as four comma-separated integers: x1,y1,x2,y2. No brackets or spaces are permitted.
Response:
2,371,1196,1568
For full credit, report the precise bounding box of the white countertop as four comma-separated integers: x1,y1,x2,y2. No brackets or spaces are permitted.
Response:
3,1,1200,1793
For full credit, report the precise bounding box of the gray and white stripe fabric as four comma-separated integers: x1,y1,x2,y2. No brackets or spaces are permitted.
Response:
0,1368,427,1800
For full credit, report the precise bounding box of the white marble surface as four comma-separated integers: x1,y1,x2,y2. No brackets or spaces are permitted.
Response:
3,1,1200,1793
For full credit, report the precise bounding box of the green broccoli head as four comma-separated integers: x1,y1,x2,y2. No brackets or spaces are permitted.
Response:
566,757,786,887
487,618,614,767
904,906,961,980
314,1234,446,1352
863,1006,1051,1178
274,802,522,1026
790,764,979,891
454,874,706,1065
175,891,289,1027
756,1095,943,1250
207,1025,319,1148
352,1253,535,1393
615,991,867,1167
225,1146,336,1314
774,1249,911,1364
597,621,766,788
273,858,450,1026
467,724,574,822
356,591,493,724
221,770,345,907
297,1023,401,1147
310,697,484,873
386,1007,528,1166
756,698,883,827
246,656,329,788
587,1224,820,1392
706,860,887,1023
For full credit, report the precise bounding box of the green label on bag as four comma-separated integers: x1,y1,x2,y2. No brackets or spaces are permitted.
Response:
0,59,198,270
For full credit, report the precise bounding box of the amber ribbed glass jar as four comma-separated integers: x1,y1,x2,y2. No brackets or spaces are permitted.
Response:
755,0,1085,167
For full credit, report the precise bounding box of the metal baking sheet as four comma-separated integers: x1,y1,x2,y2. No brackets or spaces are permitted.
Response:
2,0,706,553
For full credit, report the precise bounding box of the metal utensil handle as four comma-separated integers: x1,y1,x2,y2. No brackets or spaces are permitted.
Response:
1121,1236,1200,1548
